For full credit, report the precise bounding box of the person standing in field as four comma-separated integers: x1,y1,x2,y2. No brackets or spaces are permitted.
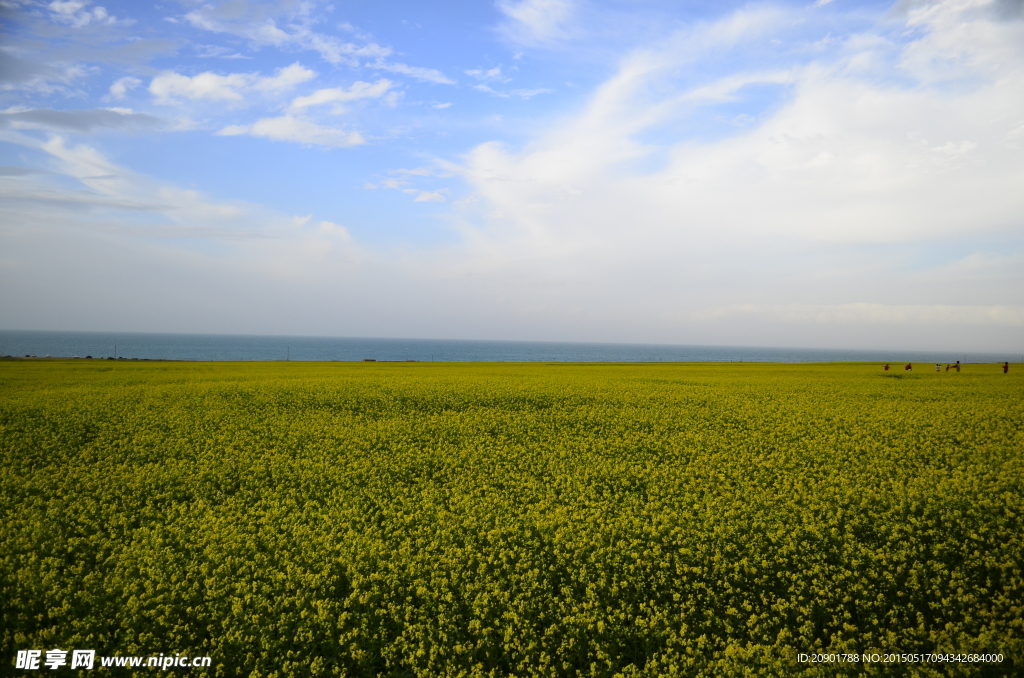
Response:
955,360,961,372
905,363,912,371
884,364,889,371
1004,361,1009,373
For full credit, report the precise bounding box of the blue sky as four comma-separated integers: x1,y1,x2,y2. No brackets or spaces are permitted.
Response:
1,0,1022,352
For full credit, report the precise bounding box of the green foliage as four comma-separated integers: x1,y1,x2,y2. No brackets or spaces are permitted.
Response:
1,361,1022,677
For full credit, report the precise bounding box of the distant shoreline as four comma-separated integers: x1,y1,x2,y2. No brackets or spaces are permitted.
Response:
1,330,1016,364
1,356,179,362
1,355,1012,367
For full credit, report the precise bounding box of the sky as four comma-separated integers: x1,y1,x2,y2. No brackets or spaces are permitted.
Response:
1,0,1022,352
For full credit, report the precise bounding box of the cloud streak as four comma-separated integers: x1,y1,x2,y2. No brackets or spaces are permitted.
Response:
218,115,365,147
367,60,454,85
149,64,316,105
0,107,162,132
287,79,393,113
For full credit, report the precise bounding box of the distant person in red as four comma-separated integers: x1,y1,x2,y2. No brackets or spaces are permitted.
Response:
905,363,912,371
884,364,889,371
1004,362,1009,374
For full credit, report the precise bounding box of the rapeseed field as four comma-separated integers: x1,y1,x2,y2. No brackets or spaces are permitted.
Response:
1,360,1021,677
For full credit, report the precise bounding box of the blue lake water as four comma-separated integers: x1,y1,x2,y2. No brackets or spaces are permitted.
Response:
0,330,1011,364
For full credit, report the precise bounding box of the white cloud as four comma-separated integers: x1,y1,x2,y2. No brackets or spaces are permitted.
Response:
254,63,317,91
392,167,441,177
12,135,251,223
465,66,552,100
316,220,351,240
1,132,358,246
898,0,1024,83
108,76,140,99
0,50,89,94
397,186,447,201
456,1,1024,253
287,79,393,113
150,71,251,104
183,3,391,66
367,60,454,84
432,102,453,109
48,0,117,28
195,44,243,59
375,172,448,202
496,0,576,44
473,84,553,98
466,66,510,82
218,115,365,148
149,63,315,105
